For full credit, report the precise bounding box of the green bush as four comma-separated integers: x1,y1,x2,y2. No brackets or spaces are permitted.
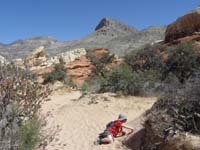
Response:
43,63,67,84
100,64,142,95
86,50,115,77
81,82,91,95
125,44,163,72
19,116,41,150
162,42,200,83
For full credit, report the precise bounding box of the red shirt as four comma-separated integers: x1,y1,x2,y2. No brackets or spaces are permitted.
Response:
108,120,123,137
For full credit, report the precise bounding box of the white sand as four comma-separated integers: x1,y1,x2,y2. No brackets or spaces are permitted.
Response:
41,91,156,150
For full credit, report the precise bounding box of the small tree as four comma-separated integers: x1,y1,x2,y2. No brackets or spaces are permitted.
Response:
86,50,115,78
125,44,163,73
0,63,51,150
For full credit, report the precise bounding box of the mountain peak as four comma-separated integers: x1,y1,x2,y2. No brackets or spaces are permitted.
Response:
95,17,138,33
95,17,115,30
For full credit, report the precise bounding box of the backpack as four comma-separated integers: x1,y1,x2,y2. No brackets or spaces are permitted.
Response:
106,121,114,129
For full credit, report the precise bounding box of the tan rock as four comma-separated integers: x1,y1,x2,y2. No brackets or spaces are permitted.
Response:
48,48,86,65
27,46,45,59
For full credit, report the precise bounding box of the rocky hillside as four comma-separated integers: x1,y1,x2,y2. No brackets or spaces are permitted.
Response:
0,36,57,58
0,17,165,58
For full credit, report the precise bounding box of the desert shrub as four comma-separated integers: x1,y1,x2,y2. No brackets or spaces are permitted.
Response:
0,63,50,150
165,12,200,43
142,73,200,150
81,82,91,95
162,42,200,83
125,44,163,73
43,62,67,84
86,50,115,78
19,117,41,150
99,64,142,95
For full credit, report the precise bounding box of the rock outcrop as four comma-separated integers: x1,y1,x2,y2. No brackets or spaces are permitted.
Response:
95,17,138,34
25,46,48,68
66,48,119,86
66,55,93,86
48,48,86,64
165,7,200,43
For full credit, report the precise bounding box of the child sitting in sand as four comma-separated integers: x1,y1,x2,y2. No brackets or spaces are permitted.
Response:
94,114,134,145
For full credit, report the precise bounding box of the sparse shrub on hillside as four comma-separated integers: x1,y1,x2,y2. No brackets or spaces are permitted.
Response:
19,117,41,150
81,82,91,95
125,44,163,73
165,12,200,43
0,63,50,150
99,64,142,95
43,58,67,84
162,42,200,83
142,73,200,150
86,50,115,78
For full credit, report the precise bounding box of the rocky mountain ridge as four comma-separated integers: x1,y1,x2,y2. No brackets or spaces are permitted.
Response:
0,17,165,58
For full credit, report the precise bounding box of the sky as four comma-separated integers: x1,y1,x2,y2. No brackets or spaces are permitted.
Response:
0,0,199,44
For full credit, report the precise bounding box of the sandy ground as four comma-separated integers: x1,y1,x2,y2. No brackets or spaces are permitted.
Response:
40,90,156,150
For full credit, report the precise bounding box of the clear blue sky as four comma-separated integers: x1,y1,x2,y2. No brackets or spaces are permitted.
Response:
0,0,199,44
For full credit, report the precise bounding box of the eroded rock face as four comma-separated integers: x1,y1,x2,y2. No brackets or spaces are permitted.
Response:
66,55,94,86
65,48,120,86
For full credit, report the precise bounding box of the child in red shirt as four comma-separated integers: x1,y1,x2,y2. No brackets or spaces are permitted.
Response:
95,114,134,145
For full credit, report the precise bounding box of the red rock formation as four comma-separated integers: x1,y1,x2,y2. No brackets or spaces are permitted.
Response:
65,48,122,86
66,55,94,86
91,48,109,58
165,12,200,43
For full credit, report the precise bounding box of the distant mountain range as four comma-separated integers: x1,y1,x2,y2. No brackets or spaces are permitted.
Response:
0,17,166,58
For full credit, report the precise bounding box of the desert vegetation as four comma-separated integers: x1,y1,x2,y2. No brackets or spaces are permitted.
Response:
0,63,51,150
142,73,200,150
43,58,69,84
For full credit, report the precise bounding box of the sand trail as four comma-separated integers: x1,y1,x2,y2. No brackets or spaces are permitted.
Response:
41,91,156,150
